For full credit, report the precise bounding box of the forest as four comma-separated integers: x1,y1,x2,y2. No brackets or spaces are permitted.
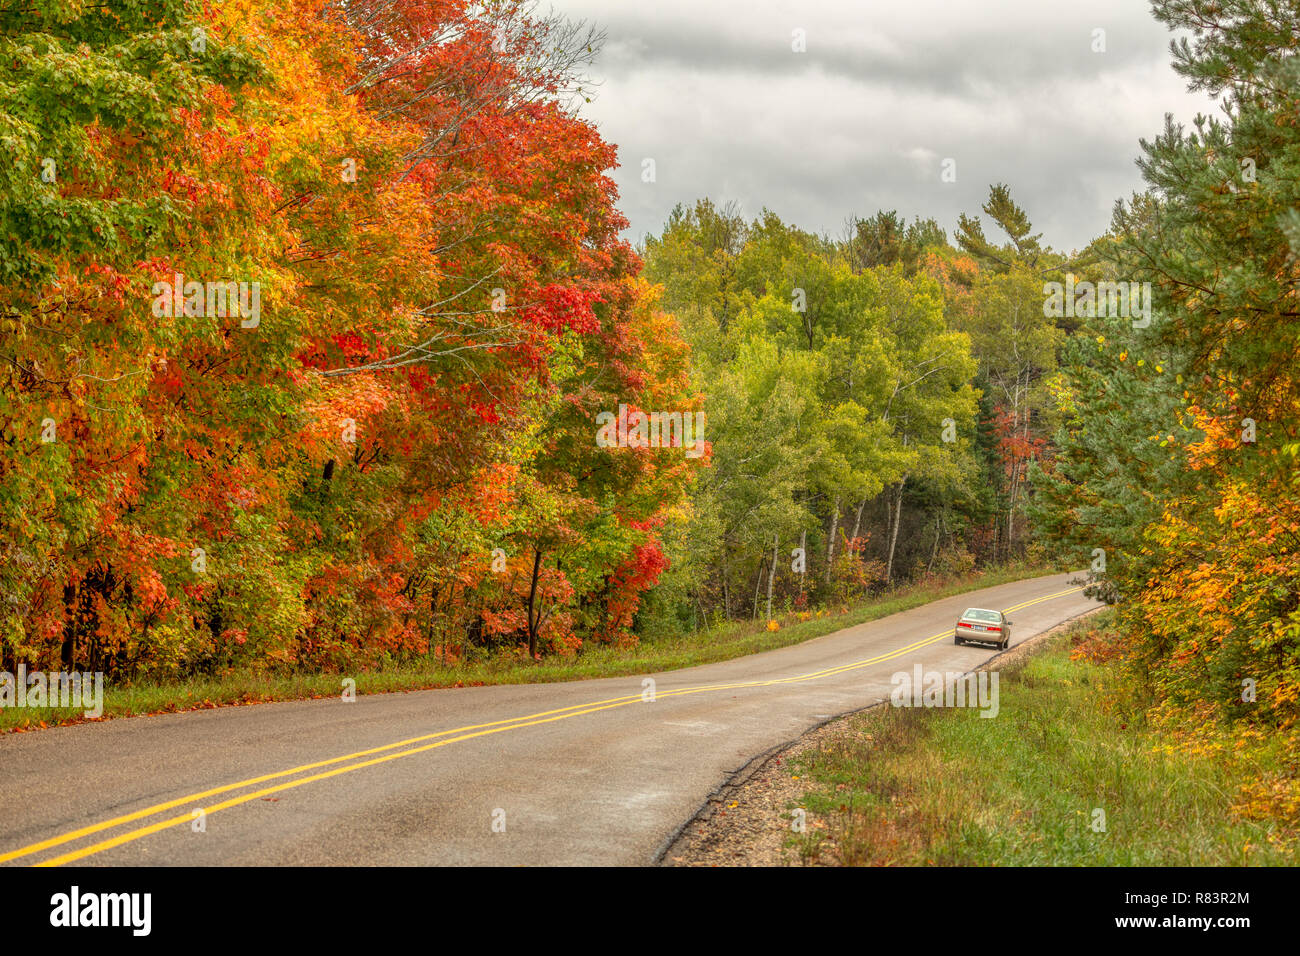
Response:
1,0,1297,744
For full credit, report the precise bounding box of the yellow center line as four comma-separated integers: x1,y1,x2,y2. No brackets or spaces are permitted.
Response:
9,585,1083,866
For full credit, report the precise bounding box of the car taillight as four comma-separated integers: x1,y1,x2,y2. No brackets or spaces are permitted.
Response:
986,626,1001,632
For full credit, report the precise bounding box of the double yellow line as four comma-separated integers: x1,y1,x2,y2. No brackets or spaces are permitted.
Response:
2,585,1082,866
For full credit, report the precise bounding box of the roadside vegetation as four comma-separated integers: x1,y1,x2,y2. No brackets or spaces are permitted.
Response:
786,613,1297,866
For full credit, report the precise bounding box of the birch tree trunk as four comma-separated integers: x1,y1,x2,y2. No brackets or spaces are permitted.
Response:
798,529,807,602
885,477,907,583
825,496,840,585
850,498,867,547
766,532,778,620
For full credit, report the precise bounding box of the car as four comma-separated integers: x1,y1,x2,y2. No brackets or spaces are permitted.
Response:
954,607,1012,650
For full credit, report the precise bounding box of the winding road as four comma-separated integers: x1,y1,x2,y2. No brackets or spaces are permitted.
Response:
0,571,1100,866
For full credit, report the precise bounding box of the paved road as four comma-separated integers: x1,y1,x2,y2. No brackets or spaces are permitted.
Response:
0,571,1099,866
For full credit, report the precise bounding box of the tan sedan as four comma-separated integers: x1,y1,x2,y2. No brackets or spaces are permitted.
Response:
954,607,1012,650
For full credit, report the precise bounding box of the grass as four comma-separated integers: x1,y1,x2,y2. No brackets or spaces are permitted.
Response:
786,611,1297,866
1,560,1051,733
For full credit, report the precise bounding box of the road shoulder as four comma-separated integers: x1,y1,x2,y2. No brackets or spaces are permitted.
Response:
659,607,1105,867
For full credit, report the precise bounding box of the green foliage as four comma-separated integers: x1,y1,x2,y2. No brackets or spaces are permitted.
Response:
1033,0,1300,727
643,202,985,626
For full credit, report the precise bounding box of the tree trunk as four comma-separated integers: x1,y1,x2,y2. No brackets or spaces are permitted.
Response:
850,498,867,548
926,513,941,575
766,533,778,621
824,496,840,585
798,529,807,601
526,547,543,658
885,477,907,583
1005,462,1019,561
61,583,77,670
721,551,732,618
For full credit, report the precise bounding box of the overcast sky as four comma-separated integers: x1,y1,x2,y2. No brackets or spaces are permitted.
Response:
547,0,1217,255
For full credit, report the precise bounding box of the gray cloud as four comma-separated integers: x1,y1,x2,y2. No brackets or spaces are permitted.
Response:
549,0,1216,253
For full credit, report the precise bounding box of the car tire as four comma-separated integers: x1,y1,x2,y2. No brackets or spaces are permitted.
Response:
954,633,963,645
1001,634,1010,650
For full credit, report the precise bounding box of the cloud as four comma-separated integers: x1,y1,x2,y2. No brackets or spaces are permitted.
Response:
549,0,1216,253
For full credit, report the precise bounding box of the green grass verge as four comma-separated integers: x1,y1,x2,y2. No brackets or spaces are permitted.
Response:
2,561,1051,733
787,610,1295,866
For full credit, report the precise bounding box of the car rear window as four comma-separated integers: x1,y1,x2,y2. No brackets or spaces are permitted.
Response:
962,609,1001,623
